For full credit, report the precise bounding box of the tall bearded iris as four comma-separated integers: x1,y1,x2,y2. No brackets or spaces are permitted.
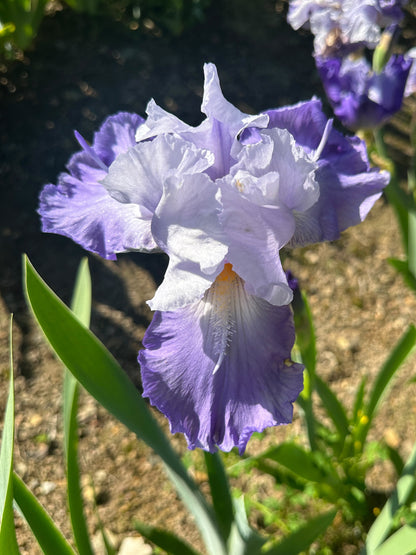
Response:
316,53,412,130
287,0,407,57
39,63,389,453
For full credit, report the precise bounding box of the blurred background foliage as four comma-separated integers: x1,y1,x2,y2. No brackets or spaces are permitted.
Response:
0,0,213,56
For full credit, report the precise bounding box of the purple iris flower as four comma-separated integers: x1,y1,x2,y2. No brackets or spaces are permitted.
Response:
404,47,416,97
316,54,412,130
39,112,148,259
39,63,389,453
288,0,407,57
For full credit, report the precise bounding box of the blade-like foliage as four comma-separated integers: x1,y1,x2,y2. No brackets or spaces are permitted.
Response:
134,521,201,555
388,258,416,293
12,473,76,555
363,441,416,553
23,255,226,555
355,325,416,447
374,523,416,555
227,497,266,555
260,442,336,485
203,451,235,541
293,290,318,450
315,375,349,440
63,258,94,555
262,509,337,555
0,318,20,555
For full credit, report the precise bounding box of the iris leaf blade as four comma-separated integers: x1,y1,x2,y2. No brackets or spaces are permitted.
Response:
360,325,416,446
227,496,266,555
63,257,94,555
12,473,76,555
203,451,234,542
388,258,416,293
315,375,349,439
363,440,416,554
260,442,334,484
373,524,416,555
0,317,20,555
23,255,226,555
261,508,337,555
134,521,201,555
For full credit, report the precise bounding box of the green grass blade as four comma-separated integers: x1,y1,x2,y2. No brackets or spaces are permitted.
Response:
134,521,201,555
261,509,336,555
364,441,416,553
23,255,226,555
0,317,20,555
358,325,416,446
374,523,416,555
315,375,349,439
12,473,76,555
63,258,94,555
203,451,234,541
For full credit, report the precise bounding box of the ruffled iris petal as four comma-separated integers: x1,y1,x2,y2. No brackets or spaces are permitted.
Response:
219,183,295,306
264,98,389,246
39,173,152,258
92,112,145,166
149,172,227,310
39,112,146,258
140,265,304,454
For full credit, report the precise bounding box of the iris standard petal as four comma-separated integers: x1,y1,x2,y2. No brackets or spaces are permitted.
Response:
92,112,145,166
263,98,389,245
140,264,304,453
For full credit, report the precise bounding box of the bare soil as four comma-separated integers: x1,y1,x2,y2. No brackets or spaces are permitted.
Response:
1,1,416,553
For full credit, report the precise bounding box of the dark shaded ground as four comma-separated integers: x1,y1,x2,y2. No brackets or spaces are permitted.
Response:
1,1,416,553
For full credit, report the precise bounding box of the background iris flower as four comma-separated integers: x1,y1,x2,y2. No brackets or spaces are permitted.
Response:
38,63,389,452
316,53,412,130
288,0,407,57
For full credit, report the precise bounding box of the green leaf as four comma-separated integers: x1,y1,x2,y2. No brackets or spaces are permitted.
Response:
63,258,94,555
260,442,334,484
12,473,76,555
383,171,414,254
315,375,349,439
293,291,317,376
408,209,416,281
352,376,367,424
363,441,416,554
0,317,20,555
134,521,201,555
356,325,416,447
388,258,416,293
227,496,266,555
293,290,318,451
23,255,226,555
296,394,318,452
374,523,416,555
70,257,91,328
385,445,404,477
203,451,234,541
261,509,337,555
